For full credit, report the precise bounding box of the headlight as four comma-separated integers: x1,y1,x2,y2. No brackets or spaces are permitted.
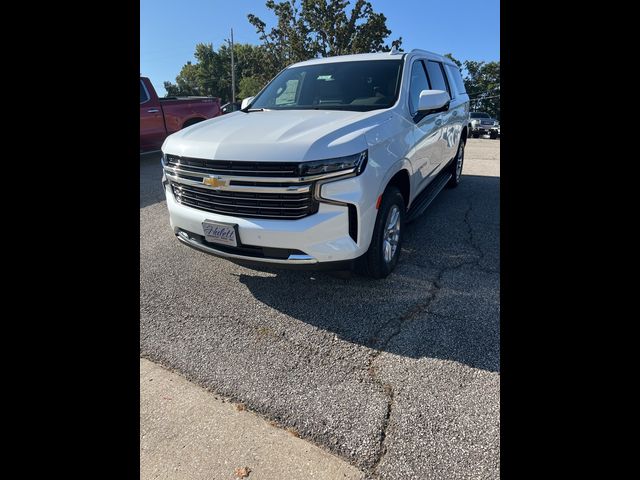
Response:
299,150,368,177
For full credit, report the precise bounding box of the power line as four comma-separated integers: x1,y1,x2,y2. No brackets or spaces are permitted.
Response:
469,94,500,101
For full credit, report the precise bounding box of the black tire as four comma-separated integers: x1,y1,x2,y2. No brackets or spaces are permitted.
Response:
472,132,479,138
360,186,405,279
446,138,465,188
490,132,498,139
182,117,205,129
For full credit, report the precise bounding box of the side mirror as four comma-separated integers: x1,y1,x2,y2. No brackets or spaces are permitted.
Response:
417,90,450,112
240,96,255,110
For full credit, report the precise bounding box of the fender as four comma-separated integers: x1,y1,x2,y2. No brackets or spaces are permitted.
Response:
377,158,414,206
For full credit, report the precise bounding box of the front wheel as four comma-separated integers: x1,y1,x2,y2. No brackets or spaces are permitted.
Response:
360,186,405,279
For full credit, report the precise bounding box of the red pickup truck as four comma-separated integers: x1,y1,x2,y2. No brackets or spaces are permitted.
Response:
140,76,221,152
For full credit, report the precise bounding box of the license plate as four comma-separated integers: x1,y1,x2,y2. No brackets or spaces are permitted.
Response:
202,221,238,247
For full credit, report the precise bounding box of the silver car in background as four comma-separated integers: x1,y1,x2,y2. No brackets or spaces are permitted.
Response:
469,112,499,139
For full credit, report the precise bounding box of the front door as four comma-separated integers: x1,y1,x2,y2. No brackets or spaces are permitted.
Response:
407,59,445,195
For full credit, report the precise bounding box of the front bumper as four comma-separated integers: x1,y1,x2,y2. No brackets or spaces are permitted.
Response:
174,228,360,270
473,124,498,133
164,175,377,265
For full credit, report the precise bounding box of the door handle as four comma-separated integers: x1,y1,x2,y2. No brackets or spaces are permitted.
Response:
147,109,159,113
452,111,458,117
435,119,442,126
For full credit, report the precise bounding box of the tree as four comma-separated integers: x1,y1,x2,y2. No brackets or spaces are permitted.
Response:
443,53,500,120
443,53,462,69
163,43,268,101
165,1,402,101
464,60,500,120
238,76,265,99
163,61,201,96
248,0,402,77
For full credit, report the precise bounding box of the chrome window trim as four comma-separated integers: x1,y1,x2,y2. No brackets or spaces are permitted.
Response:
408,58,430,117
140,79,151,105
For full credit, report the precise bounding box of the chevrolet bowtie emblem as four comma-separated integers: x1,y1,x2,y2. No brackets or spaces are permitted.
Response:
203,176,228,188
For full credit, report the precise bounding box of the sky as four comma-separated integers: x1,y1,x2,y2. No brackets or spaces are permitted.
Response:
141,0,500,97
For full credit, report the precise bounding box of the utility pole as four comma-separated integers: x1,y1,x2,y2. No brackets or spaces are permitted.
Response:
230,28,236,104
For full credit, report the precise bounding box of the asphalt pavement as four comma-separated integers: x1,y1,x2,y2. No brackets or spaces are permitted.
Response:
140,137,500,479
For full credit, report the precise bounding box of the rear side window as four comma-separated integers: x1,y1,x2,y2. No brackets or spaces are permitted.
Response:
445,64,466,96
140,81,149,103
425,61,450,96
408,61,430,115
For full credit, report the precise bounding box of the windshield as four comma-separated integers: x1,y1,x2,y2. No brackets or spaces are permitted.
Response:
250,60,403,112
471,112,490,118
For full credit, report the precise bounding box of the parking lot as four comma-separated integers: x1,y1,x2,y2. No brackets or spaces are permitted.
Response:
140,138,500,479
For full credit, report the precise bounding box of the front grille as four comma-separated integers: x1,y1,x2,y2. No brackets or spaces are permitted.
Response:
171,182,318,219
165,154,300,177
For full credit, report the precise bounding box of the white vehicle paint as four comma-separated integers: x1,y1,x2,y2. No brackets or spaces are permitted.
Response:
161,49,470,278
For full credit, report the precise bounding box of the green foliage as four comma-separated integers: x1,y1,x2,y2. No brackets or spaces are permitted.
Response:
464,60,500,120
444,53,500,120
163,61,201,96
443,53,462,68
248,0,402,77
238,76,265,99
163,43,268,102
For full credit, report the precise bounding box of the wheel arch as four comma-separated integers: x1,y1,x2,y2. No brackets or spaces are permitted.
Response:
386,169,411,210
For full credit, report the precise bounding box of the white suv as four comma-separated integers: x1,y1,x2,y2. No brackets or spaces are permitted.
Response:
161,49,470,278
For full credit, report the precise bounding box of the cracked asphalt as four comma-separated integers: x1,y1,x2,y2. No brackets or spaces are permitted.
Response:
140,138,500,479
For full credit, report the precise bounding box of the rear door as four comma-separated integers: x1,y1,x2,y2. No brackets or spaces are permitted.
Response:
140,80,166,151
443,62,469,156
424,60,457,168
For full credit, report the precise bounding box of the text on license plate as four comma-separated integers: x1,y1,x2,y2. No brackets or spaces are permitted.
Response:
202,221,238,247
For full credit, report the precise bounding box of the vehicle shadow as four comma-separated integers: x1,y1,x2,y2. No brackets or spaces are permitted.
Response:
140,152,165,209
237,174,500,372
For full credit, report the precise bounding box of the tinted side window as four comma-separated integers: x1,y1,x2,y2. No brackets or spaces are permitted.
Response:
445,64,466,95
140,81,149,103
408,60,430,115
425,61,450,96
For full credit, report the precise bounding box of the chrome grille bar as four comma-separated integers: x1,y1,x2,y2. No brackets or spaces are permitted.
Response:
173,190,311,210
165,172,311,194
164,164,355,184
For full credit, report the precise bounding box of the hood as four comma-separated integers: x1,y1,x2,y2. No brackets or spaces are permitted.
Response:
162,109,392,161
